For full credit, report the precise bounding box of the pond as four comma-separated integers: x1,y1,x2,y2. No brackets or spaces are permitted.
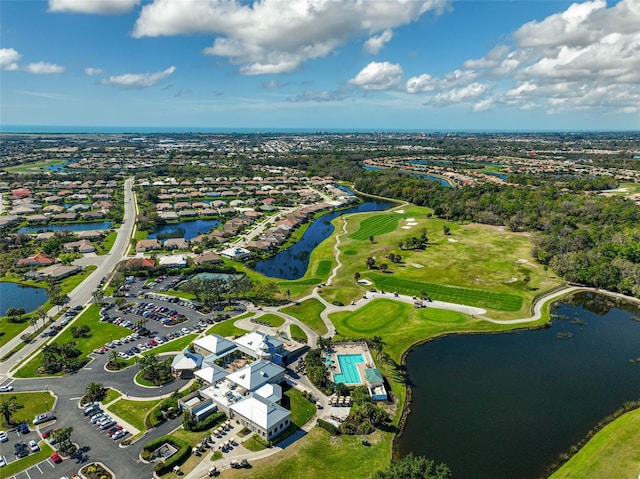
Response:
254,199,393,280
0,282,48,316
148,219,221,240
18,221,113,234
396,292,640,479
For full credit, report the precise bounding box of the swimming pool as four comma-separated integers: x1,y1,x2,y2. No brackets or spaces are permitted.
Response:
333,354,365,385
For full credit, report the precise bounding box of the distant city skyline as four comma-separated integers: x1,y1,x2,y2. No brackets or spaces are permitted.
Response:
1,0,639,131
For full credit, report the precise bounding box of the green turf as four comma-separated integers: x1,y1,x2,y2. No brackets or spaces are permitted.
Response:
102,388,122,404
368,273,523,311
289,324,307,343
16,304,131,377
348,214,400,240
220,428,391,479
316,260,333,276
206,318,248,338
549,407,640,479
284,387,316,427
0,391,56,427
280,298,328,335
243,434,268,452
256,313,285,327
4,158,65,174
107,398,159,432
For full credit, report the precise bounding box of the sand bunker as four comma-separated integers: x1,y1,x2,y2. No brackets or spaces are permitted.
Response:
396,209,405,214
516,259,529,263
358,279,372,285
504,277,518,283
401,226,411,229
447,238,458,243
411,263,424,268
405,218,416,222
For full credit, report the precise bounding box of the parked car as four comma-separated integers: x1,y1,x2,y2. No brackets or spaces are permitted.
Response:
0,430,8,442
0,385,14,392
17,423,29,434
112,429,128,440
28,439,40,452
0,456,6,467
50,452,62,463
15,441,28,458
34,412,55,425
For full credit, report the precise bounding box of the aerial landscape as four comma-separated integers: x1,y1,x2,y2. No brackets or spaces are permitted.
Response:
1,1,639,479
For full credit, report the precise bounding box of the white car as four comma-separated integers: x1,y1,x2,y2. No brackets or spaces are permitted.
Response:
0,385,14,392
112,429,128,440
0,431,8,442
28,439,40,452
0,456,7,467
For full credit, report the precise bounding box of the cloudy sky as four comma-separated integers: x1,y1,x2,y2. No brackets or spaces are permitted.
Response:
1,0,638,130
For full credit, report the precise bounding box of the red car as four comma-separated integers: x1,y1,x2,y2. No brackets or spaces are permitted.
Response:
50,452,62,463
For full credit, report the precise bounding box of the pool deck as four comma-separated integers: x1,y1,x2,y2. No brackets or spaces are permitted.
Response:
328,342,375,386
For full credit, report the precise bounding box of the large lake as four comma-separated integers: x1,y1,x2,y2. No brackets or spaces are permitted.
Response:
254,199,393,280
396,291,640,479
0,282,48,315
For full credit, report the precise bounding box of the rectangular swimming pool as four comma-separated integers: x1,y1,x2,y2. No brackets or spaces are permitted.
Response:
333,353,365,385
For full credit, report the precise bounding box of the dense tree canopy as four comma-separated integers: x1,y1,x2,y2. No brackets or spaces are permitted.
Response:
372,453,451,479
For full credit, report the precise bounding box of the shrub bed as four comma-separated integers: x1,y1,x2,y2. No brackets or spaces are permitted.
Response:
141,435,191,475
182,411,226,432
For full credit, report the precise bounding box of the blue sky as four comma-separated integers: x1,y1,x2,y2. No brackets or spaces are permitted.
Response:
1,0,638,131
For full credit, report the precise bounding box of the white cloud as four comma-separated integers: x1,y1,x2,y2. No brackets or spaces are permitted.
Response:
349,61,403,90
404,0,640,115
0,48,22,71
85,67,104,76
363,29,393,54
288,90,345,102
101,66,176,87
49,0,140,14
133,0,450,74
432,82,489,105
24,62,65,74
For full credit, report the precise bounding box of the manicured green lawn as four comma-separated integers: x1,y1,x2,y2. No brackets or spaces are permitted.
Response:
289,324,307,343
243,434,268,452
102,388,122,404
4,158,65,174
348,213,400,240
255,313,285,327
220,428,392,479
315,260,333,276
0,391,56,427
283,387,315,427
0,442,54,477
318,208,558,319
107,398,159,432
16,303,130,377
549,408,640,479
97,231,118,255
280,298,328,335
369,273,523,311
206,319,248,338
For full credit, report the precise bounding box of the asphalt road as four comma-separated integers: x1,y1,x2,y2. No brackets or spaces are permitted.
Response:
0,178,136,378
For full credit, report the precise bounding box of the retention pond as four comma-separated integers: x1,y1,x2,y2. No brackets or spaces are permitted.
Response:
396,291,640,479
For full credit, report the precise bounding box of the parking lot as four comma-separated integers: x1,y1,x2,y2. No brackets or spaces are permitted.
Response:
92,274,246,361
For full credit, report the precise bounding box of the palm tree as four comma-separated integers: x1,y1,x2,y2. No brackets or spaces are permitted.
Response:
0,396,24,425
108,350,119,368
35,307,48,328
6,308,20,323
30,317,38,333
85,382,105,402
381,352,393,377
92,288,104,303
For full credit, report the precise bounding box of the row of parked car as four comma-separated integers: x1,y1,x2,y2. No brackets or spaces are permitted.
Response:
83,403,128,440
142,292,199,309
122,301,187,325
